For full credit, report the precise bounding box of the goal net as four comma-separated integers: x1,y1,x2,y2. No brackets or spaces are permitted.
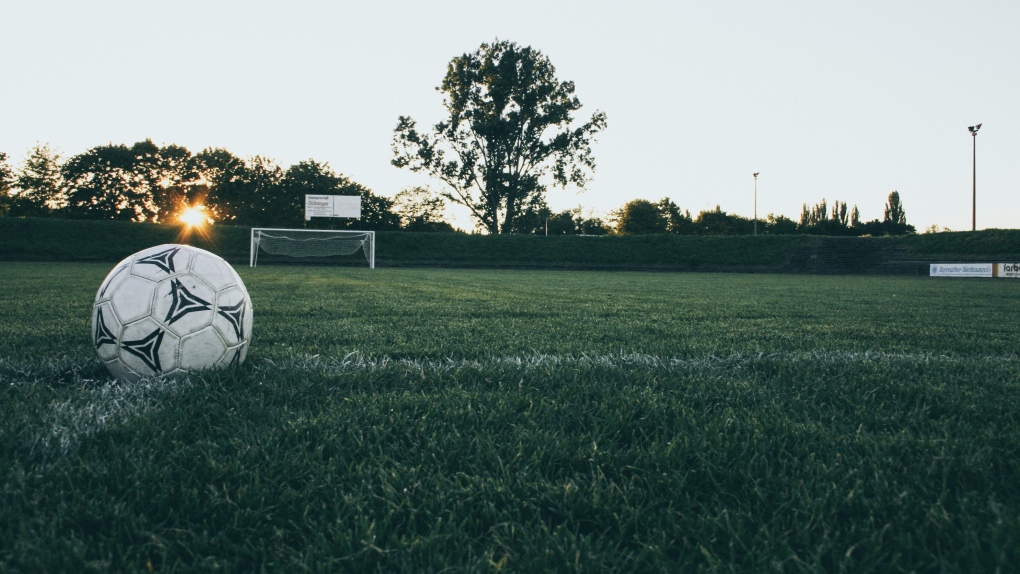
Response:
250,228,375,268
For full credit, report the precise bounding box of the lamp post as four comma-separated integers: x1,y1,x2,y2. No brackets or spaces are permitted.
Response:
968,123,981,231
753,172,760,235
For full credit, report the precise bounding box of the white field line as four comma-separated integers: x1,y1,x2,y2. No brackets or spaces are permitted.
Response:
32,376,195,456
260,350,1020,374
4,351,1017,456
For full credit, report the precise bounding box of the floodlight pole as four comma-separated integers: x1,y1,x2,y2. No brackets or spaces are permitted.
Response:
969,123,981,231
753,172,760,236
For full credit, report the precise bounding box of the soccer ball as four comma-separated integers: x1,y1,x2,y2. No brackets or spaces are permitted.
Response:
92,244,253,382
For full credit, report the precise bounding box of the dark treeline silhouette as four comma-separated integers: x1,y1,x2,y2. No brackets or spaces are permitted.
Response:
1,140,915,236
608,193,915,236
0,140,435,232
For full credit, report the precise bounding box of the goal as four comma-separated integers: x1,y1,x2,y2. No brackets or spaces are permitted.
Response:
250,228,375,268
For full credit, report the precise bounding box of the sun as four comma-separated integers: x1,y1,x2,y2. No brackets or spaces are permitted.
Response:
179,205,210,228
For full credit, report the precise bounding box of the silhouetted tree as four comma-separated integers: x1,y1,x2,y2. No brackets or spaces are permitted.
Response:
880,190,914,235
763,214,799,235
11,143,64,216
695,205,750,235
0,152,13,216
63,144,153,220
392,40,607,234
657,197,695,234
613,199,665,234
393,186,456,232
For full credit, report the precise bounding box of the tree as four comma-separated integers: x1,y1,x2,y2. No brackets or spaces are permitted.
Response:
145,143,201,223
392,40,607,234
881,190,914,235
393,186,456,232
12,143,64,216
194,148,247,224
63,144,152,220
614,199,666,235
695,205,750,235
883,190,906,225
656,198,695,234
546,209,579,235
763,214,798,235
578,216,611,236
0,152,13,216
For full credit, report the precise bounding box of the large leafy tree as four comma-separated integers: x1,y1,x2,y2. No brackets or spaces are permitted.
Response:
392,40,607,234
614,199,666,235
194,148,247,223
63,144,152,220
12,143,64,216
393,186,456,232
62,140,196,222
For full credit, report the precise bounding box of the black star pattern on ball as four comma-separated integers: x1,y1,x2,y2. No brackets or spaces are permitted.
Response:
217,300,246,340
93,308,117,349
136,247,181,274
121,328,165,373
164,278,212,325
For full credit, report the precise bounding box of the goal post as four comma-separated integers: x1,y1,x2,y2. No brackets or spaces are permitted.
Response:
250,228,375,268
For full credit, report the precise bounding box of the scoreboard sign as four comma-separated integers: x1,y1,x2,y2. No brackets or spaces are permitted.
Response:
305,195,361,220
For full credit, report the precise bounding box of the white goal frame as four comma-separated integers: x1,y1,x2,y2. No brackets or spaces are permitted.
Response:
250,228,375,268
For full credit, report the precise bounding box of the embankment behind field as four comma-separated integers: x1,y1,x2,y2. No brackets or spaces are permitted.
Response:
2,217,1019,274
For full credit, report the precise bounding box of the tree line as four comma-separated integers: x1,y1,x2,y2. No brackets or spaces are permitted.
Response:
607,193,914,237
0,39,916,236
0,142,453,232
0,142,916,236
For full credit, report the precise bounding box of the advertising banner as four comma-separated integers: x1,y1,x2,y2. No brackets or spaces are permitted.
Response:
929,263,993,277
305,195,362,220
997,263,1020,278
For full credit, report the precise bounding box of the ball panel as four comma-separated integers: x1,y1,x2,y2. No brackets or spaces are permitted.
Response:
92,303,121,361
104,358,142,384
152,273,216,337
96,260,132,303
129,245,193,281
119,318,180,377
108,276,158,324
179,328,229,371
217,344,247,368
191,252,238,291
213,287,250,345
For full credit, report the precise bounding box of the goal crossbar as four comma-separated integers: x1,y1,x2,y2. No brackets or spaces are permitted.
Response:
250,228,375,268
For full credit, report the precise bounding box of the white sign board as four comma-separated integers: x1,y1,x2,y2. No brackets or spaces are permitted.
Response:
305,195,361,220
929,263,993,277
997,263,1020,278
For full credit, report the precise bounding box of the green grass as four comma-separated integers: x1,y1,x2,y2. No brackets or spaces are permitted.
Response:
2,263,1019,572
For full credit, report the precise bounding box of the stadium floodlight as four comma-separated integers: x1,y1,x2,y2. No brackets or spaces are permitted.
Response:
250,228,375,268
969,123,981,231
753,173,760,236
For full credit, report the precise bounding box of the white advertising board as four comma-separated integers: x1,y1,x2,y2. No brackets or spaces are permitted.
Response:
997,263,1020,278
305,195,362,220
929,263,993,277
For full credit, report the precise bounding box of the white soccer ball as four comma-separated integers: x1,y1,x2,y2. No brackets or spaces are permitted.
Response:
92,244,253,382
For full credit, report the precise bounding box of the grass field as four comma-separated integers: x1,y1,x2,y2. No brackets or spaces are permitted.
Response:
1,262,1019,572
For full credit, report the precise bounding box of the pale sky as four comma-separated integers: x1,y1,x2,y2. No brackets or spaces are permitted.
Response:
1,0,1016,232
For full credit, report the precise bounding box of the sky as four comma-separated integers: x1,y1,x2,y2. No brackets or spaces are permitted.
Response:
1,0,1016,232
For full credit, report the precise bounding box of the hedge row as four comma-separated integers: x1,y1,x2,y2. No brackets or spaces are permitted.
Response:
2,217,1019,273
